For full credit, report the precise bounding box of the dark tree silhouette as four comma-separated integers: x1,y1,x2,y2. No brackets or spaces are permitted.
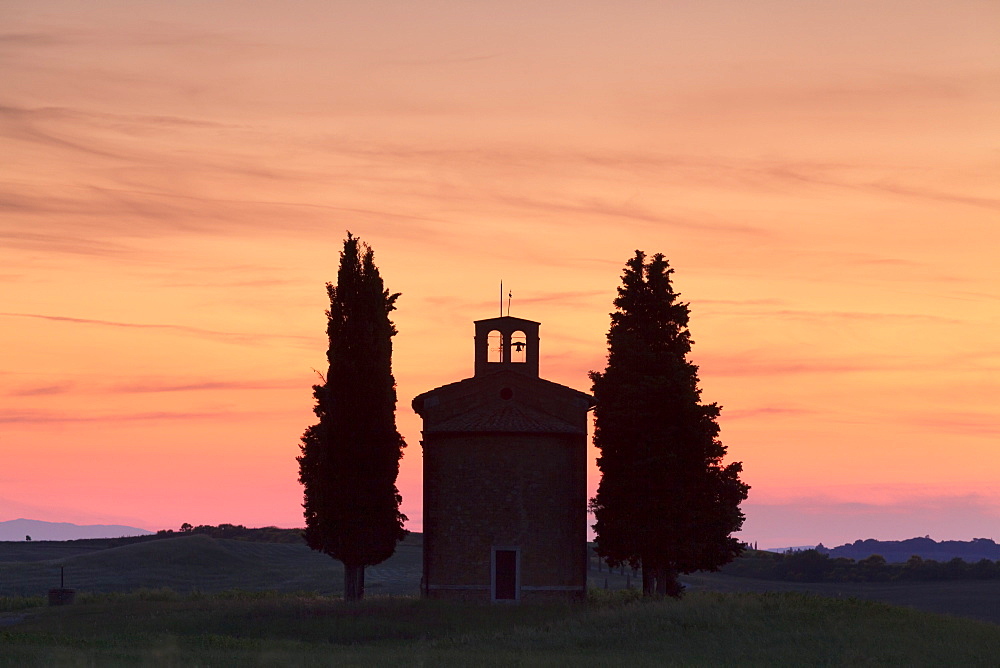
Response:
590,250,749,597
297,233,407,601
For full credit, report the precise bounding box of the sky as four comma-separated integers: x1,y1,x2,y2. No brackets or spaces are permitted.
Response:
1,0,997,549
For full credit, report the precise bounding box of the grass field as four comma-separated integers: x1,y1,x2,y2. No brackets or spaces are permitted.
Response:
1,589,998,666
0,534,422,598
4,535,999,626
680,571,1000,626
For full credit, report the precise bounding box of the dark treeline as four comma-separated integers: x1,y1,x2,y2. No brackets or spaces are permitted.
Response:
725,549,1000,582
154,524,303,544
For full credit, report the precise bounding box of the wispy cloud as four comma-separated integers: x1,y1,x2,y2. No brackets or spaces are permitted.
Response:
504,290,608,306
694,298,785,307
758,160,1000,212
0,21,269,55
697,306,962,326
0,104,235,130
8,383,74,397
864,180,1000,212
0,229,131,257
3,92,993,273
421,290,609,315
155,275,299,289
702,355,894,377
723,406,816,420
0,177,447,254
0,408,274,424
375,51,502,67
491,193,764,236
0,104,130,160
110,379,303,393
771,309,960,324
0,312,312,346
325,133,995,221
948,291,1000,303
905,411,1000,437
5,378,306,398
0,32,77,47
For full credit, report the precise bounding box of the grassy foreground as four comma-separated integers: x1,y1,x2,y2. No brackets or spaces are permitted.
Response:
2,590,998,666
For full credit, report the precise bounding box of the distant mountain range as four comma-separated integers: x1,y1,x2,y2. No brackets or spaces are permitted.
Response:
0,519,153,542
817,537,1000,563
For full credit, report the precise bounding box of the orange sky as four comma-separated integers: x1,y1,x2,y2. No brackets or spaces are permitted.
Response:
2,1,998,547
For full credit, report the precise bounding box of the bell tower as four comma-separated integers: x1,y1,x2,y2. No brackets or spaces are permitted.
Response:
474,316,540,378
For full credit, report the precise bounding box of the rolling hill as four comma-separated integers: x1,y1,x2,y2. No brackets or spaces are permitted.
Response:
0,533,422,598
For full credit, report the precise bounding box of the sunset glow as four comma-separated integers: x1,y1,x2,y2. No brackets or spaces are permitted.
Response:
2,1,998,548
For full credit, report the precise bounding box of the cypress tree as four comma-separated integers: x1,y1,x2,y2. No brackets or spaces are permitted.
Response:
590,250,749,596
297,233,407,601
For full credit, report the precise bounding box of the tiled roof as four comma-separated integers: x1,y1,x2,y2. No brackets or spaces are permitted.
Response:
413,373,593,406
427,403,579,434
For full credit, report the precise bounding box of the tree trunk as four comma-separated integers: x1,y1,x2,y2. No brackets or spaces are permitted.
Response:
642,563,656,596
655,568,668,596
657,568,683,598
642,564,683,598
344,564,365,602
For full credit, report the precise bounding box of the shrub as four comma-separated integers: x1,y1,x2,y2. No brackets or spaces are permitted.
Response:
588,587,642,606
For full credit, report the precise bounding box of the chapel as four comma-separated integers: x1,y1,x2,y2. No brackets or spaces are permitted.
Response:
411,315,594,601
